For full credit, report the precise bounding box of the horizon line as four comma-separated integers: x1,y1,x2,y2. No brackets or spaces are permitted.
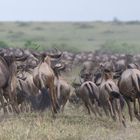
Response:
0,19,140,22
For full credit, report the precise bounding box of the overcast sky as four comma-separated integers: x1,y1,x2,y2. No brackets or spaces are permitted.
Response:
0,0,139,21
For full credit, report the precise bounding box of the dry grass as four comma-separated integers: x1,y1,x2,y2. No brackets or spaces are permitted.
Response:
0,103,140,140
0,66,138,140
0,22,140,139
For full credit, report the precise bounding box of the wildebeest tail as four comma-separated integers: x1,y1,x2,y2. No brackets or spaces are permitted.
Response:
85,82,99,104
111,91,125,110
119,94,125,110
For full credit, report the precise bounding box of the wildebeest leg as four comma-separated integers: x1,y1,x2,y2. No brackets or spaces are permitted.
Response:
134,98,140,121
116,99,126,127
0,90,7,114
8,91,19,114
94,99,102,117
88,99,97,116
108,100,116,121
84,102,91,115
49,86,57,114
111,100,117,121
20,101,28,113
102,105,109,117
12,102,19,114
53,86,60,111
8,104,13,113
56,80,61,100
125,99,133,121
25,101,30,113
19,102,24,113
54,92,60,110
49,79,60,114
48,85,57,114
61,98,68,113
138,97,140,113
4,96,12,113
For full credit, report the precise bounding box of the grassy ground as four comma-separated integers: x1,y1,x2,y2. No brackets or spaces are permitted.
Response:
0,21,140,53
0,66,139,140
0,104,140,140
0,22,140,139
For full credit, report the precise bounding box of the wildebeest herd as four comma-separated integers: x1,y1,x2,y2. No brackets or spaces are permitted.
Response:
0,47,140,127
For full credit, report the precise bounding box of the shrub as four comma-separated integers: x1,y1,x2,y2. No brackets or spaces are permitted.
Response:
101,41,140,54
24,40,41,50
0,41,9,48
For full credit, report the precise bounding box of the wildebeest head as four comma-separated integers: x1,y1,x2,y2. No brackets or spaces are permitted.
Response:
80,60,98,82
39,48,63,69
113,59,126,79
93,62,114,85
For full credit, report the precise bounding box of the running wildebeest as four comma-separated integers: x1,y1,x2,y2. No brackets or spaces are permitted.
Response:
32,50,62,115
0,49,28,114
94,63,126,127
54,63,71,112
118,68,140,121
72,80,101,116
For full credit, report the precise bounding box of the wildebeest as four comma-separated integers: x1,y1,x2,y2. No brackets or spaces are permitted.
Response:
80,61,97,82
54,77,71,112
53,63,71,112
72,80,101,116
32,51,62,115
95,65,126,127
118,68,140,121
0,49,28,114
16,68,40,112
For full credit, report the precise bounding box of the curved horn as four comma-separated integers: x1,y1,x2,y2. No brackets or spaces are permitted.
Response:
31,51,41,58
48,48,62,59
14,48,24,57
15,49,28,61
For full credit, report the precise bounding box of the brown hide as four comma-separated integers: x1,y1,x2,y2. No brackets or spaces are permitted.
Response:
99,72,126,127
74,81,101,116
0,56,19,113
54,77,71,112
118,68,140,122
119,69,140,99
33,56,58,114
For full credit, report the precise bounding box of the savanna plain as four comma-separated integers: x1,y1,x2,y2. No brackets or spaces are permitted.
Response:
0,21,140,140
